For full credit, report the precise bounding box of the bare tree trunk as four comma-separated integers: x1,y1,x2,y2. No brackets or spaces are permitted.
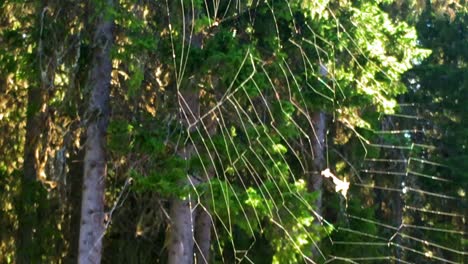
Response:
167,182,197,264
167,4,218,261
309,111,326,260
167,89,200,264
194,170,214,264
65,145,84,264
194,207,212,264
16,85,46,264
167,187,213,263
15,3,50,262
310,112,326,211
167,86,217,263
310,64,328,218
77,0,113,263
193,107,218,264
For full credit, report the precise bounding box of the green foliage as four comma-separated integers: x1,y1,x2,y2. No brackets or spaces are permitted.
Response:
132,156,187,197
108,120,135,153
208,177,326,263
2,0,464,262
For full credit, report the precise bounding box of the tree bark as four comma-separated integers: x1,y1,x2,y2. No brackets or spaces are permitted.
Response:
77,0,113,263
166,4,218,261
167,184,197,264
65,146,84,264
15,3,51,262
193,114,217,264
193,166,215,264
309,111,326,260
167,90,200,264
16,85,46,264
310,64,328,219
166,85,218,264
309,112,326,212
194,206,212,264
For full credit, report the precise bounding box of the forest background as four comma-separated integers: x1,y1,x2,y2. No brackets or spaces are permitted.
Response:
0,0,466,263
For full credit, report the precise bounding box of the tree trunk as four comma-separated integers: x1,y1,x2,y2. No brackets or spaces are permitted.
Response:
167,90,200,264
193,116,217,264
166,4,219,261
166,85,218,263
309,111,326,260
194,174,214,264
310,64,328,219
65,146,84,264
309,112,326,214
16,85,46,264
167,185,197,264
77,0,113,262
15,3,51,262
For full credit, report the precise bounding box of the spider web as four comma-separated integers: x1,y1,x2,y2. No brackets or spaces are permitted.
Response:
328,105,467,264
158,1,467,263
